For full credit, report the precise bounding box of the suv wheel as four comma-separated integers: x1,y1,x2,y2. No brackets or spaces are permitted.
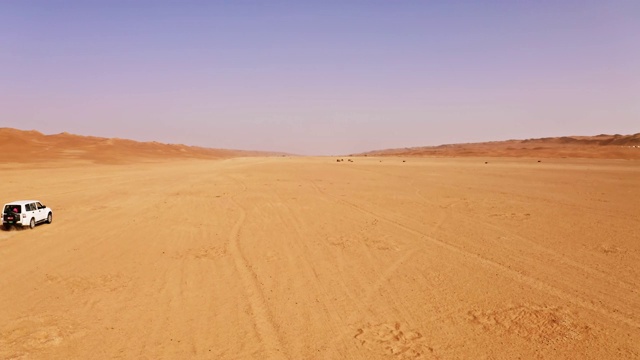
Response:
47,213,53,224
29,218,35,229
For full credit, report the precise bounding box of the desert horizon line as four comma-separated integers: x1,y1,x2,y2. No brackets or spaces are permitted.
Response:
3,126,638,157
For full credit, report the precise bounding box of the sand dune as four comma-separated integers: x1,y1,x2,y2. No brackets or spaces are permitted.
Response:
1,153,639,359
360,133,640,159
0,128,278,164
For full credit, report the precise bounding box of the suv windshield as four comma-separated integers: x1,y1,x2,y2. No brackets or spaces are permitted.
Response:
3,205,21,214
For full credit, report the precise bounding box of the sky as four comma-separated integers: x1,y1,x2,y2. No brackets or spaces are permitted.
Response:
1,1,639,155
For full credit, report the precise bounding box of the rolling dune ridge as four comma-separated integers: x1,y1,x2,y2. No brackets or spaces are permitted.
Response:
0,128,279,164
360,133,640,159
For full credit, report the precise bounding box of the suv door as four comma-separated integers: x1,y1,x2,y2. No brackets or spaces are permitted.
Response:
35,202,47,222
3,205,21,225
23,203,34,225
28,203,38,224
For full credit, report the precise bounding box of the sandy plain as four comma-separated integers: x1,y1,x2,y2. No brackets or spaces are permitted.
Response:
1,156,639,359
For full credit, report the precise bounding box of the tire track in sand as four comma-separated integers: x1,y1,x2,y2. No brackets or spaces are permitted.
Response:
308,180,640,331
350,165,640,301
226,177,288,359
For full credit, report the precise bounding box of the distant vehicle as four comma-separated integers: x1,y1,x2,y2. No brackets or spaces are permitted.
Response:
2,200,52,230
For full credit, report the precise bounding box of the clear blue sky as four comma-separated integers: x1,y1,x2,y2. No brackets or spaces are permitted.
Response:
1,1,638,155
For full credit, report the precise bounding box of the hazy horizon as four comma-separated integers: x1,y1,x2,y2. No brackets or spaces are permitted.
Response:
2,1,639,155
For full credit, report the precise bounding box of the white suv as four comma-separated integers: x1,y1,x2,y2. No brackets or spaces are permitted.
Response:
2,200,53,230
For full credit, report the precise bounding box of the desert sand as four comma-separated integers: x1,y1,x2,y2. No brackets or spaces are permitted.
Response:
1,156,639,359
1,132,639,359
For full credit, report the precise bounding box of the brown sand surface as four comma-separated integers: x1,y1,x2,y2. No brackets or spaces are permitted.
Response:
1,156,639,359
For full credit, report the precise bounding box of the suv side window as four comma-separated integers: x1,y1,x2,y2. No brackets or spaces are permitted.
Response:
26,204,33,211
36,202,44,210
